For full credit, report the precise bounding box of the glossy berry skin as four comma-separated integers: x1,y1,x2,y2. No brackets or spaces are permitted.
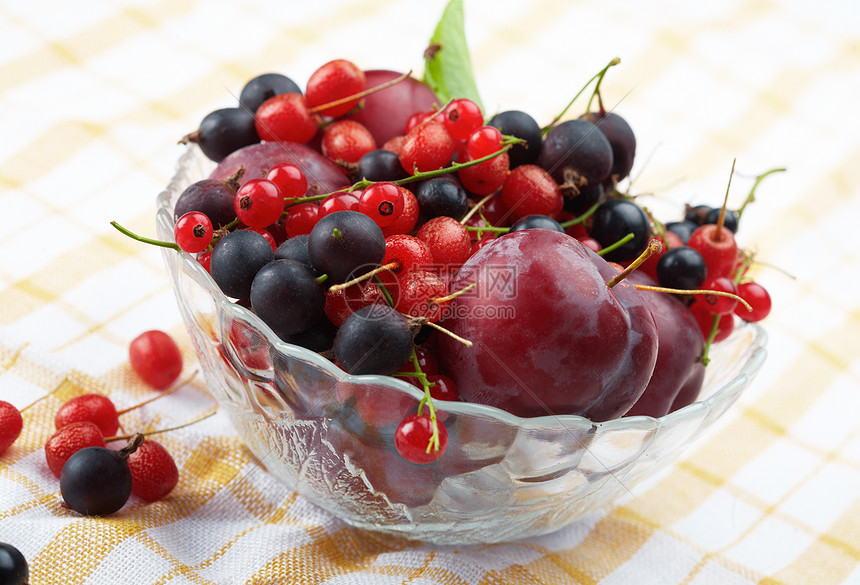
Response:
395,413,448,464
656,246,708,290
704,207,739,233
501,164,563,221
239,72,302,113
487,110,543,168
324,280,386,327
688,224,738,280
44,421,106,477
305,59,365,118
381,187,419,237
383,234,434,274
194,107,260,163
173,178,238,229
321,120,376,163
735,281,771,322
414,178,468,223
697,276,738,315
581,111,636,182
210,229,274,299
0,542,29,585
415,216,472,268
60,445,133,516
358,182,404,228
443,98,484,140
127,440,179,501
0,401,23,455
234,179,284,228
283,202,320,238
333,305,413,376
250,259,326,337
274,234,311,266
457,151,510,196
589,199,651,262
254,93,319,144
665,220,698,244
508,214,565,233
55,393,118,436
129,330,184,390
174,211,213,254
400,122,455,174
265,163,308,199
393,270,449,322
318,192,360,219
308,211,385,283
466,126,503,159
538,119,613,192
563,183,604,216
357,149,409,182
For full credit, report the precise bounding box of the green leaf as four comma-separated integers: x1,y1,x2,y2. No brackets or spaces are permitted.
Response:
423,0,483,110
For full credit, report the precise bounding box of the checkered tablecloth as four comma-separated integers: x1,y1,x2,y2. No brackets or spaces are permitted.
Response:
2,1,859,583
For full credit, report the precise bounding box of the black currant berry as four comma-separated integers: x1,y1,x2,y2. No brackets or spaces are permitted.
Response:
358,149,409,182
239,73,302,113
508,214,565,233
188,108,260,163
581,111,636,183
250,259,326,337
563,183,604,216
415,178,468,222
274,234,312,266
487,110,543,168
173,178,239,229
0,542,29,585
703,207,739,233
538,119,614,195
333,305,413,375
281,315,338,352
665,220,698,244
656,246,707,290
308,211,385,284
210,229,275,299
59,435,142,516
589,199,650,262
684,204,713,226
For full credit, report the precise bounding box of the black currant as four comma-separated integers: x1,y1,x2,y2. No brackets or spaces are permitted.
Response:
508,214,565,233
665,220,698,244
703,207,739,233
210,229,275,299
656,246,707,290
274,234,312,266
684,204,713,226
250,259,326,337
486,110,543,168
189,108,260,163
333,305,413,375
538,119,614,194
281,315,338,352
563,183,604,216
589,199,650,262
0,542,28,585
239,73,302,113
308,211,385,284
173,178,239,229
415,178,468,222
358,149,409,182
581,111,636,183
59,435,143,517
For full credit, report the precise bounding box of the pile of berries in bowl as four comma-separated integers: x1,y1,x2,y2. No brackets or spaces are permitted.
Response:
149,57,770,544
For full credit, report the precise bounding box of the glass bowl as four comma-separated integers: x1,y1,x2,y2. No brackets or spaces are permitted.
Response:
155,144,767,545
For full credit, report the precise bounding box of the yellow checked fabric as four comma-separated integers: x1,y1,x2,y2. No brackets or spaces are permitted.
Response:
1,1,859,583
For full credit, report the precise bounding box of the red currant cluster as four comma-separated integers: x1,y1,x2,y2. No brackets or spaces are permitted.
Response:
118,57,779,464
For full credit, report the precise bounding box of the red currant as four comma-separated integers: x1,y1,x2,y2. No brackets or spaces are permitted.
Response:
395,413,448,464
404,110,434,134
44,421,106,477
500,164,561,220
412,347,440,376
696,276,739,315
305,59,365,118
688,224,738,279
244,227,278,252
318,192,360,219
457,151,510,196
321,119,376,163
129,330,183,390
266,163,308,198
283,202,320,237
0,400,23,455
466,125,503,159
399,122,455,174
196,249,212,272
380,186,419,237
127,439,179,501
416,216,472,268
691,303,735,342
174,211,213,253
383,234,434,274
54,394,119,436
355,387,415,428
444,98,484,140
255,93,319,143
234,179,284,228
358,182,404,228
393,270,449,322
735,281,772,322
324,281,386,327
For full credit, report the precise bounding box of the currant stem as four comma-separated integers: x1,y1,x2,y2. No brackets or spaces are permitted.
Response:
327,262,399,293
701,314,721,366
410,346,441,455
543,57,621,134
715,158,737,241
736,167,786,220
372,274,396,308
104,410,217,442
559,199,602,227
596,233,634,257
606,239,663,288
421,320,473,348
632,284,752,312
110,221,180,251
460,192,496,225
308,70,413,114
116,371,198,415
430,283,476,304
